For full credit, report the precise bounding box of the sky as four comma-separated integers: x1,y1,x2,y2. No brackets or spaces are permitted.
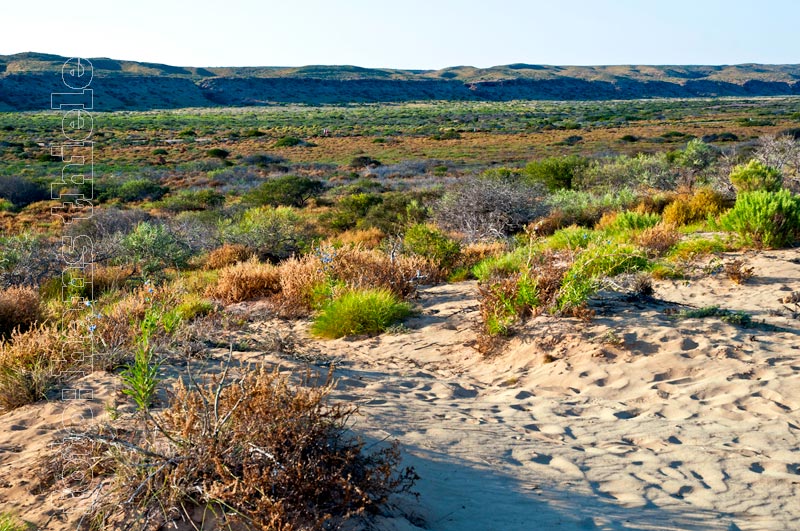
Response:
2,0,798,69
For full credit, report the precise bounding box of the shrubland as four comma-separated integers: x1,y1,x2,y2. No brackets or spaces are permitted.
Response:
3,100,800,526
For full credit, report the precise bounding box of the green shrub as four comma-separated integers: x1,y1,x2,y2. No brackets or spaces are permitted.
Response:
0,175,48,208
545,188,639,226
156,189,225,212
719,189,800,248
220,206,309,262
479,273,539,337
403,224,461,271
575,153,677,191
116,179,169,202
206,148,230,159
247,175,325,208
350,156,382,168
540,226,598,251
523,155,589,191
680,139,717,172
0,199,13,212
668,236,730,260
311,289,412,339
729,160,782,193
359,191,431,233
327,193,384,231
121,222,191,277
274,136,303,147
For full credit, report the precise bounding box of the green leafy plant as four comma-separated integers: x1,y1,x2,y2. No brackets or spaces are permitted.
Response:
0,512,28,531
120,311,162,416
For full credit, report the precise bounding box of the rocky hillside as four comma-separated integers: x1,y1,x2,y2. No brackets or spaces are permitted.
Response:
2,52,800,110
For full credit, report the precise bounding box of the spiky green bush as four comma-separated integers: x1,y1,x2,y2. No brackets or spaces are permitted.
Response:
719,189,800,248
311,289,412,339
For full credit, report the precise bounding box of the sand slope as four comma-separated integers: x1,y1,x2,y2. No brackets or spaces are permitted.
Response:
2,250,799,530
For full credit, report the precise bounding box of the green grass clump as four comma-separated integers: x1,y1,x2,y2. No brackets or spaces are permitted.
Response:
480,273,540,337
539,225,599,251
719,189,800,248
673,306,752,326
668,236,730,260
0,513,29,531
557,242,649,311
472,245,531,281
598,211,661,234
311,289,412,339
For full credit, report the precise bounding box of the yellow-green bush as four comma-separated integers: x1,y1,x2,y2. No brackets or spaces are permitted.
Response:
729,160,782,193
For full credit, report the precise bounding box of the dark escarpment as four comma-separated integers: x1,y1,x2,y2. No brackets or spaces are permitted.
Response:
2,52,800,110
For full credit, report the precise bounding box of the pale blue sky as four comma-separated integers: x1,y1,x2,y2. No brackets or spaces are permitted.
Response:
3,0,798,69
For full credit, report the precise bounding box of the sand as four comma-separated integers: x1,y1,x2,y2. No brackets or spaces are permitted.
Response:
2,249,799,530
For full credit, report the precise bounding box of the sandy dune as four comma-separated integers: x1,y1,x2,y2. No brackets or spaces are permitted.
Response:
2,250,800,530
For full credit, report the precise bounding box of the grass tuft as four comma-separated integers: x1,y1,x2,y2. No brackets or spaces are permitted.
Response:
311,289,412,339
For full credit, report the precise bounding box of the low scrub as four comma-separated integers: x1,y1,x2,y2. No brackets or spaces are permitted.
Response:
636,224,681,257
206,258,281,304
662,188,727,226
0,323,84,412
596,210,661,234
719,189,800,248
204,243,252,270
0,286,40,338
311,289,412,339
40,367,417,530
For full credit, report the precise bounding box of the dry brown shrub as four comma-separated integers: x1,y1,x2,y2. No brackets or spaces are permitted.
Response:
0,285,40,338
272,254,326,318
206,258,281,305
205,243,253,270
636,224,681,257
594,211,619,232
724,259,755,284
92,265,131,295
332,227,385,249
0,322,86,412
528,251,571,307
93,283,183,367
457,241,508,270
634,193,674,215
527,211,569,237
329,246,441,296
39,366,417,531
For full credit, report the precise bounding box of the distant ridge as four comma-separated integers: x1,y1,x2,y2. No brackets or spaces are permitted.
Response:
2,52,800,110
